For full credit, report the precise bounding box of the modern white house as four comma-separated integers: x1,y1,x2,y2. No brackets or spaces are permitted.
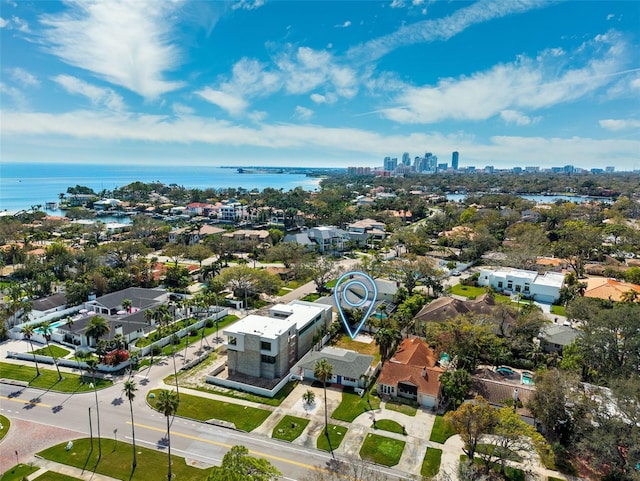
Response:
477,268,565,303
223,300,333,380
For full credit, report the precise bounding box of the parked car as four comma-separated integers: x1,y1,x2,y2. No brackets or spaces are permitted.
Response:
451,270,461,276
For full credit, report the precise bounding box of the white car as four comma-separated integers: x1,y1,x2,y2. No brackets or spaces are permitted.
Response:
451,270,461,276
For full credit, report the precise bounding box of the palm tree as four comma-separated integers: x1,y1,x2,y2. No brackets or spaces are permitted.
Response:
374,326,402,365
40,321,62,380
86,358,102,459
156,389,180,481
621,289,638,303
313,359,333,435
123,379,138,470
21,324,40,376
121,298,132,314
86,315,110,347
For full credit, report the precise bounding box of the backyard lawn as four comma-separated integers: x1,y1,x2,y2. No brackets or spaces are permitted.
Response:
359,433,406,467
147,389,271,431
317,424,348,452
191,380,298,407
271,415,310,442
449,284,486,298
421,448,442,477
429,415,456,444
38,438,207,481
0,362,111,393
331,388,380,422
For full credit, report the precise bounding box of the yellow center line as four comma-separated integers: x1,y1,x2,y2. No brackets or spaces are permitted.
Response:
0,395,53,408
131,421,323,471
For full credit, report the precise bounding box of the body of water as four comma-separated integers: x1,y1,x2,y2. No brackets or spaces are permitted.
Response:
0,162,322,213
446,193,612,204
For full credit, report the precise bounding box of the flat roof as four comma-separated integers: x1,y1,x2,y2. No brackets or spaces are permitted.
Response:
271,302,328,330
534,271,565,287
224,314,296,340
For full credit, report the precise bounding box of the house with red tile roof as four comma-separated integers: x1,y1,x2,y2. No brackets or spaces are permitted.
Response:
584,277,640,303
376,337,444,408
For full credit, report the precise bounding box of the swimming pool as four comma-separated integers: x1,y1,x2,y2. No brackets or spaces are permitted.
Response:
496,366,516,376
34,319,68,334
522,372,535,385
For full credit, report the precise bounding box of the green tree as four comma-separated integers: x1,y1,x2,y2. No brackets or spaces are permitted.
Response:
40,321,62,380
445,396,496,463
553,220,602,277
123,379,138,470
86,315,111,347
439,369,472,409
373,326,402,365
156,389,180,481
300,256,342,295
121,298,132,314
207,445,280,481
314,359,333,436
21,324,40,376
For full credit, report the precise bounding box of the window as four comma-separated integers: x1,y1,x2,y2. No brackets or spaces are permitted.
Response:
524,283,530,293
261,355,276,364
515,285,521,292
260,341,272,351
228,336,237,345
497,281,503,288
507,281,513,290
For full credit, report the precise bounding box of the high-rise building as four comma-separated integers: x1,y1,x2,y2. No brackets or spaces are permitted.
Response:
451,151,459,170
402,152,411,166
383,157,398,172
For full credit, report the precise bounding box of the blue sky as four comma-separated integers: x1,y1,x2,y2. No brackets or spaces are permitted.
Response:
1,0,639,170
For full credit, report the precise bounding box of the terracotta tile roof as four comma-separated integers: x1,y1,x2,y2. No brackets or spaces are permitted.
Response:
584,277,640,302
378,337,443,397
471,376,535,417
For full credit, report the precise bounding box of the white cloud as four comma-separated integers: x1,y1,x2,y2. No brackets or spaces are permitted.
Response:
0,17,7,28
348,0,550,63
381,31,633,124
11,15,30,32
231,0,264,10
310,93,326,104
2,109,639,169
607,13,615,21
196,87,248,116
172,103,195,116
53,75,125,111
294,106,314,120
40,1,183,98
8,67,39,87
500,110,536,126
390,0,405,8
335,20,351,28
599,119,640,131
0,82,27,108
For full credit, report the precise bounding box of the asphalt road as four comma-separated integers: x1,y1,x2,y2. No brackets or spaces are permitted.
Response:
0,358,413,481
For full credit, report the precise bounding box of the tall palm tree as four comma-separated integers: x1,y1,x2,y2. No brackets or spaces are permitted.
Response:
123,379,138,470
86,315,110,347
86,358,102,459
313,359,333,435
156,389,179,481
21,324,40,376
40,321,62,380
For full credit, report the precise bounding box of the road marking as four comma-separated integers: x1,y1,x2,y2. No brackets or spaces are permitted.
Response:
0,395,53,408
131,421,318,470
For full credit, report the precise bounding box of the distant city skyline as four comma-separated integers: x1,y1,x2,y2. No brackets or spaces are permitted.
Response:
1,1,639,170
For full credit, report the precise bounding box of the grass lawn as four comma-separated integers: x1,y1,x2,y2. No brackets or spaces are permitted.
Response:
271,415,310,442
32,345,71,358
301,293,321,302
429,415,456,444
0,362,112,393
449,284,486,298
548,477,564,481
421,448,442,477
0,464,39,481
316,424,348,452
359,433,405,467
384,399,417,416
0,414,9,441
33,472,84,481
331,335,381,364
373,419,406,435
331,388,380,422
192,381,297,407
159,315,239,356
148,389,271,431
38,438,206,481
550,305,566,316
